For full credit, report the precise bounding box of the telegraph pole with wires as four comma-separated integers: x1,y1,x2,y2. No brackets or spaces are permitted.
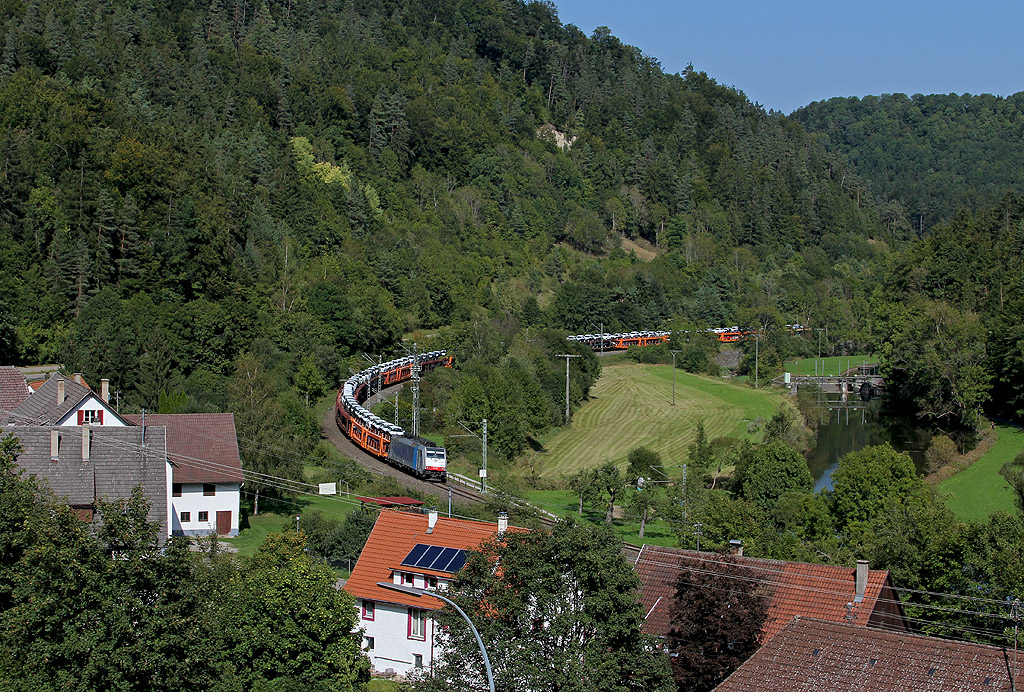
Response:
454,419,488,492
1012,597,1021,692
554,354,581,424
410,343,421,437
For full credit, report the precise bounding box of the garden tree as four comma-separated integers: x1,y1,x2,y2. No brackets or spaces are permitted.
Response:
593,461,624,524
298,507,378,571
772,491,844,562
875,299,991,429
414,519,674,692
686,420,714,484
999,450,1024,513
568,467,598,515
627,447,662,537
826,444,924,541
666,555,769,692
219,531,371,692
227,353,300,515
627,446,662,487
740,441,813,510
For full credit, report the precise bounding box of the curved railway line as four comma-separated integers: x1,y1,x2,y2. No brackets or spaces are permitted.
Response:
323,324,806,521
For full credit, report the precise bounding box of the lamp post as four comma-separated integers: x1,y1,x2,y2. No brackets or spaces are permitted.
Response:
670,350,681,406
377,581,495,692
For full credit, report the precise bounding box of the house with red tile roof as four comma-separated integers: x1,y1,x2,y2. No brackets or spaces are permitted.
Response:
714,617,1016,692
124,413,243,536
634,544,908,643
344,509,511,676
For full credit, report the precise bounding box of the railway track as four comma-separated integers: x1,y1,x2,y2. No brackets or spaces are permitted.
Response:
320,403,556,527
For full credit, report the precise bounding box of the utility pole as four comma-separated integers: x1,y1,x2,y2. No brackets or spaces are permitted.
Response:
754,334,760,388
1012,597,1021,692
554,354,581,424
457,419,489,492
670,350,681,405
693,522,703,552
411,343,421,437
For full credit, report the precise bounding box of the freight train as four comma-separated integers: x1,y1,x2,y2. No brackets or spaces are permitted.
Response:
567,324,809,350
335,350,452,481
336,323,812,482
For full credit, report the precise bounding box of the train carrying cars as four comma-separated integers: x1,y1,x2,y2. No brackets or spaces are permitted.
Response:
335,349,452,482
387,435,447,481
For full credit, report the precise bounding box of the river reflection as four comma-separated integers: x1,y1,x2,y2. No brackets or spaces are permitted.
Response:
805,398,933,492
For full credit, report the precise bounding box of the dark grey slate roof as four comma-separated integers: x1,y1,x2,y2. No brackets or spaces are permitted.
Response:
7,425,169,537
8,375,93,424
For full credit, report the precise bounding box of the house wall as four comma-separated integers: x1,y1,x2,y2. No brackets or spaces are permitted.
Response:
170,482,240,536
56,395,125,426
358,599,436,677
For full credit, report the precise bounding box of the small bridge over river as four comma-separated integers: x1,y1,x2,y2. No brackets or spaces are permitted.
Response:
779,364,885,401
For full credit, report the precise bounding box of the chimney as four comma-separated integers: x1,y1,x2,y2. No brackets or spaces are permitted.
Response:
729,539,744,557
73,372,83,385
57,379,65,404
854,560,869,603
497,511,508,536
81,425,91,461
101,379,110,403
50,430,59,461
426,508,438,534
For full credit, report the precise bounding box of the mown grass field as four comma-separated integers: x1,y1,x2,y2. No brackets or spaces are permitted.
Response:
939,423,1023,522
527,363,787,479
784,354,876,377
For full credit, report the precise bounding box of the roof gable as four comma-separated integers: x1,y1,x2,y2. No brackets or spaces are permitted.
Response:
715,617,1014,692
9,375,127,426
634,545,899,641
345,510,505,609
123,413,242,483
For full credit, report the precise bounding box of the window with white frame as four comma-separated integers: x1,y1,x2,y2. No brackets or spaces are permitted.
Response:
408,608,427,640
362,600,375,620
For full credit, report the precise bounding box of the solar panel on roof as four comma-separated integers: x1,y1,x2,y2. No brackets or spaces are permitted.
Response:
444,550,467,573
400,543,468,573
403,544,428,566
419,545,445,568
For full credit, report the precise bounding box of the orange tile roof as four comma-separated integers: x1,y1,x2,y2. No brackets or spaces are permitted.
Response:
344,510,505,610
715,617,1014,692
634,545,900,641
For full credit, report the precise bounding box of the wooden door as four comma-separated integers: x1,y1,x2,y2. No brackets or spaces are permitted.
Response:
216,511,231,536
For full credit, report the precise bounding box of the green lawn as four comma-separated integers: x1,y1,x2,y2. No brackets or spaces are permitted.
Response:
939,423,1023,522
785,354,876,377
523,488,680,547
526,362,786,479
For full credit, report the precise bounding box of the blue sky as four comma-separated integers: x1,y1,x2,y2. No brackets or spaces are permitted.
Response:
551,0,1024,114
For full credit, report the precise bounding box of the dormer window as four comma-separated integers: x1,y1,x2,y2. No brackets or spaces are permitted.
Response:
427,576,438,589
403,572,415,586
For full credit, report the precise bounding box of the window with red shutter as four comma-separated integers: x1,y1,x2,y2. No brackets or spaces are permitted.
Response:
77,410,84,425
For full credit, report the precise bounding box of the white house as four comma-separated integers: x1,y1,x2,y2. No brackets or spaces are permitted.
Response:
344,509,510,676
124,413,243,537
8,373,243,537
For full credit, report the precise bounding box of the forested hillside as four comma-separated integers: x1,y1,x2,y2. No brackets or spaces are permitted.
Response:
793,92,1024,228
0,0,880,420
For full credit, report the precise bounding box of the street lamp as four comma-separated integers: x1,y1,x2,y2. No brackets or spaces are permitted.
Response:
377,581,495,692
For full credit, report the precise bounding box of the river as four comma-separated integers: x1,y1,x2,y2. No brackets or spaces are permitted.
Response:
805,398,933,492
